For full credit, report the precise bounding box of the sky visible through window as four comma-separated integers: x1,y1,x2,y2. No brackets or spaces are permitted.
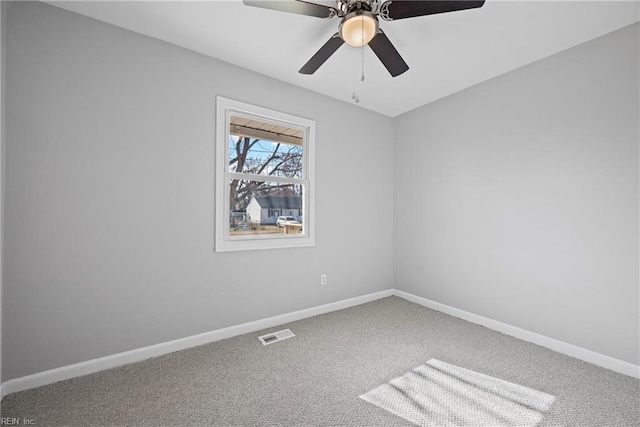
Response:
228,136,303,179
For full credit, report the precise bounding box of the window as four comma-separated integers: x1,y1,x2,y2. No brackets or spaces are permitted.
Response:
215,97,315,252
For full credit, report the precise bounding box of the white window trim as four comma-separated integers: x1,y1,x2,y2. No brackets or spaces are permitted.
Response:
215,96,315,252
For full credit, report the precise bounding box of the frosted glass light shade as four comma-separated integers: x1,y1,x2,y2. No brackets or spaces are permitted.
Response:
340,13,378,47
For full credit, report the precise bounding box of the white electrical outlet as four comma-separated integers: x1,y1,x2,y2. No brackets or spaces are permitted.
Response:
320,274,327,285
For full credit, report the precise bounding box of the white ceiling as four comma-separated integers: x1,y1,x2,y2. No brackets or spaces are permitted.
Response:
48,1,639,117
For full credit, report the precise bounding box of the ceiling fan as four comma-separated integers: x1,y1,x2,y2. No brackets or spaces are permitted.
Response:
242,0,485,77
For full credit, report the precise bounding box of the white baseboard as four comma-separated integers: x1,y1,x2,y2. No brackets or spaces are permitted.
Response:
392,289,640,379
2,287,636,398
0,289,393,398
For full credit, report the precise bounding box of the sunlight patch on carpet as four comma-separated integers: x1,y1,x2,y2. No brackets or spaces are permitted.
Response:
359,359,556,426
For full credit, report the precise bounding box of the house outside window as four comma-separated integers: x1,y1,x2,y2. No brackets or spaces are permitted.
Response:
215,97,315,252
268,208,281,218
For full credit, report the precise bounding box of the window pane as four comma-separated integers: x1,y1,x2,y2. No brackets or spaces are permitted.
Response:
228,135,303,179
229,180,304,237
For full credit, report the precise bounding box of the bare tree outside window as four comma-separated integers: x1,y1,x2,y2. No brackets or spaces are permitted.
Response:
228,135,303,211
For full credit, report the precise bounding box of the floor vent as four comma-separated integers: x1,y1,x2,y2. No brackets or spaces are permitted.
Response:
258,329,295,346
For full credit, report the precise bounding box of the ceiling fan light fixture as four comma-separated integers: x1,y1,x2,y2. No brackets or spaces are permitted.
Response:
339,11,378,47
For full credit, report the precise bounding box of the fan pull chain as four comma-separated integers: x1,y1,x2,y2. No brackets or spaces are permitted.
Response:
351,56,360,104
351,16,365,104
360,15,366,82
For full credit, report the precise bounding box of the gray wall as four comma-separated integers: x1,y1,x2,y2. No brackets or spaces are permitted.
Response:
2,2,394,380
394,23,639,365
0,0,6,388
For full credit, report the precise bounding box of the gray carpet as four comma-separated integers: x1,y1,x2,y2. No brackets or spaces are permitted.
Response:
1,296,639,426
360,359,556,426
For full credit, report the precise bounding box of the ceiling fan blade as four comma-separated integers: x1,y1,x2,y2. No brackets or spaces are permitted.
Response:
368,30,409,77
380,1,485,21
299,33,344,74
242,0,337,19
